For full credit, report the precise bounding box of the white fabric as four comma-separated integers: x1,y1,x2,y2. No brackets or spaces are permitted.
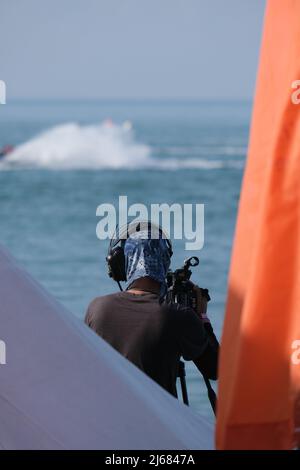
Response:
0,244,214,450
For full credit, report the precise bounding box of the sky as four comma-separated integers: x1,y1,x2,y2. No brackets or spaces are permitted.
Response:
0,0,266,100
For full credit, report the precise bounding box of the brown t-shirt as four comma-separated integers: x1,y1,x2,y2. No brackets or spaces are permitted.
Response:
85,291,210,397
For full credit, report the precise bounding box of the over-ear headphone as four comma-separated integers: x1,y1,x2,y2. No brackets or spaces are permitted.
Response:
106,221,173,287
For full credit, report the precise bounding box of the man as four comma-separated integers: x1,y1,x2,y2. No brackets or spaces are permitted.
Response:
85,223,218,398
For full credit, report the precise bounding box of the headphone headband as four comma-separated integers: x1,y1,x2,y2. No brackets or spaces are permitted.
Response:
109,220,172,253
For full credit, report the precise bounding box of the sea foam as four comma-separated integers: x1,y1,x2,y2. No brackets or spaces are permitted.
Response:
1,121,245,170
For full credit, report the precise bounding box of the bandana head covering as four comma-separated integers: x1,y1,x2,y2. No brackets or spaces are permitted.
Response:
124,225,171,298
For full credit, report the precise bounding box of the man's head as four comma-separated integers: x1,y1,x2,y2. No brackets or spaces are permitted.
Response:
107,221,172,297
124,225,172,295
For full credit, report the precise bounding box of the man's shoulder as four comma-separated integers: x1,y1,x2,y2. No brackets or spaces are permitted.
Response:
87,292,121,311
85,292,121,324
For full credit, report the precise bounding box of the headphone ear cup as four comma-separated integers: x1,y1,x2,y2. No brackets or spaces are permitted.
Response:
106,246,126,282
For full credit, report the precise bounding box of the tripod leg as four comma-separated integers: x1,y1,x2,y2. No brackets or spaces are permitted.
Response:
178,361,189,406
203,375,217,416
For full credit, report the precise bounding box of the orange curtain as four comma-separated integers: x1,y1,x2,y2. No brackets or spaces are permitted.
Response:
216,0,300,450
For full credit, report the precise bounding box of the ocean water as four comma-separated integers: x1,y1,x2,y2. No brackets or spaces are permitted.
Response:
0,100,250,419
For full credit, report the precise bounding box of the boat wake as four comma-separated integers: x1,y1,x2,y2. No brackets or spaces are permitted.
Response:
0,121,245,170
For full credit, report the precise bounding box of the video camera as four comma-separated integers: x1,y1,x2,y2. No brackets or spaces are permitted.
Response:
166,256,210,311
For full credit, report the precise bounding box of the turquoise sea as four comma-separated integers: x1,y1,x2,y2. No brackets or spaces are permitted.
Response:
0,100,251,418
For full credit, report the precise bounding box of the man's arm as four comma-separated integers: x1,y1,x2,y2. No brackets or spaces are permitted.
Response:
193,322,219,380
193,286,219,380
178,285,219,380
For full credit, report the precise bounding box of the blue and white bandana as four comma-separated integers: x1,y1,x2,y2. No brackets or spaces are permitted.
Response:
124,228,171,298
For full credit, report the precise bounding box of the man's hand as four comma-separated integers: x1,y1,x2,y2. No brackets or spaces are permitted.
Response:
192,284,213,326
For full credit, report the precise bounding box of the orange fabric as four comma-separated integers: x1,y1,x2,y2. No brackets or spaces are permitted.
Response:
216,0,300,450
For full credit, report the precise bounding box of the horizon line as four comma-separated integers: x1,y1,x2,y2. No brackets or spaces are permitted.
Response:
5,97,253,104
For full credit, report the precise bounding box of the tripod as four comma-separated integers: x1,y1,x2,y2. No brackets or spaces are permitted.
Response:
177,360,217,415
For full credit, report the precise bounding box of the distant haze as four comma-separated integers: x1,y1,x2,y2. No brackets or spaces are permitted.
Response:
0,0,265,100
